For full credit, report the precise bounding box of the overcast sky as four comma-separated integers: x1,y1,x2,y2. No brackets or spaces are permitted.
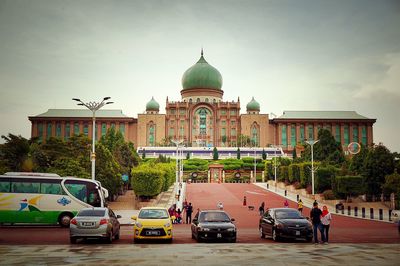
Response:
0,0,399,152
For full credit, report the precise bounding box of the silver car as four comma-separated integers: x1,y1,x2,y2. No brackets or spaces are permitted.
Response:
69,207,121,244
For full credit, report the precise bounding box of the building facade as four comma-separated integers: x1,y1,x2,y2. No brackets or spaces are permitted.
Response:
29,51,376,154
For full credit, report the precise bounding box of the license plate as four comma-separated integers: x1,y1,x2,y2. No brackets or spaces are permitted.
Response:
146,231,160,236
295,231,300,236
82,222,94,226
217,233,222,238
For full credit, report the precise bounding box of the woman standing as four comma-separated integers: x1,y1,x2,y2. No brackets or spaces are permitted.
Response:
321,205,332,243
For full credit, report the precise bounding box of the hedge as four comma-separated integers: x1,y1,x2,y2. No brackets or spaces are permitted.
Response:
131,164,164,197
315,166,337,193
288,164,301,183
333,175,366,198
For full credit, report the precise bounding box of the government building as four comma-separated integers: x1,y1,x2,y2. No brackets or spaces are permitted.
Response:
29,51,376,155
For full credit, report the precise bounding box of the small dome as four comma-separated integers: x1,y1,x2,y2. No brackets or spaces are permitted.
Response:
182,50,223,91
246,97,260,111
146,97,160,111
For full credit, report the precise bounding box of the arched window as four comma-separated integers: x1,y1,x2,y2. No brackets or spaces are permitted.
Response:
205,98,209,103
189,98,193,103
148,123,155,146
251,123,259,147
197,98,200,103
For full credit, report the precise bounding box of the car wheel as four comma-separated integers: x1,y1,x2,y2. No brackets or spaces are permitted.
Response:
115,227,120,240
58,213,73,228
191,232,195,239
70,237,77,244
167,238,173,243
306,237,312,243
259,227,265,239
230,238,237,243
105,232,113,244
133,237,140,244
272,229,279,242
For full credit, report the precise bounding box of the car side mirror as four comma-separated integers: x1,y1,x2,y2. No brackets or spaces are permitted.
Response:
231,218,235,222
192,218,198,224
131,215,137,220
117,215,122,219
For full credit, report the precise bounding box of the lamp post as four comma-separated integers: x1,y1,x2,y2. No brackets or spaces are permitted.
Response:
171,139,183,184
305,139,320,195
72,97,113,180
254,148,257,183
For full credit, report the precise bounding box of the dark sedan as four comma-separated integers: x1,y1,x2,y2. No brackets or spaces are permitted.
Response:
259,208,313,242
191,210,237,243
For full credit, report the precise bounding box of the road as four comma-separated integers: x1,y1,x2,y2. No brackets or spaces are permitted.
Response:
0,183,399,244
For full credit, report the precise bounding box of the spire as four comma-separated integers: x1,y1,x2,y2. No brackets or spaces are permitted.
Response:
201,47,203,56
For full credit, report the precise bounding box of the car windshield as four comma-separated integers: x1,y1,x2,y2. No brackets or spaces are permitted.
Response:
138,209,169,219
199,212,231,222
275,210,303,219
77,209,105,217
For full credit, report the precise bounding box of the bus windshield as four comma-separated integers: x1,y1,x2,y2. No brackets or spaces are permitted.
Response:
63,180,102,207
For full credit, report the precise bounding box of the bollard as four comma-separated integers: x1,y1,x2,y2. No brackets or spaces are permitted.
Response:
335,205,338,214
243,196,247,206
379,209,383,220
284,190,287,197
362,207,366,218
370,208,374,219
389,209,392,221
347,206,351,215
341,206,344,215
354,207,358,217
296,194,299,201
267,183,269,189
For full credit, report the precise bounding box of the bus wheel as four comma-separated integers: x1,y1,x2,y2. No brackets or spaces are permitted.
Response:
58,213,73,227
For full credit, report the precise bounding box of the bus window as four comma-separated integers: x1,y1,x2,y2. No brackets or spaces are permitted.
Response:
12,182,40,193
64,183,87,203
0,180,10,192
40,182,63,195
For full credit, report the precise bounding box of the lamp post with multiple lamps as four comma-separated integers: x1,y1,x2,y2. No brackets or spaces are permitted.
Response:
171,139,184,184
72,97,113,181
305,139,320,196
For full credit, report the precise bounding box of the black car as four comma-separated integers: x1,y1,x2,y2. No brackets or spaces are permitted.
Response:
191,210,237,243
259,208,313,242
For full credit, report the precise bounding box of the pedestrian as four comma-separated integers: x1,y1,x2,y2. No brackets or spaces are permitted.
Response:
176,208,182,224
185,202,193,224
259,202,265,216
321,205,332,243
284,199,289,208
310,201,325,244
217,202,224,210
297,199,303,214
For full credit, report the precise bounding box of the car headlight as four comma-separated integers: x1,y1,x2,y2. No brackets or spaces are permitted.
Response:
164,222,171,228
135,222,143,229
227,227,236,232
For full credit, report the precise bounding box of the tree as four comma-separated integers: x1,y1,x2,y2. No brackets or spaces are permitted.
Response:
292,148,297,160
349,144,368,175
302,129,345,165
236,147,241,160
237,134,251,147
382,172,400,208
213,147,219,160
262,148,267,160
363,144,395,196
0,134,30,172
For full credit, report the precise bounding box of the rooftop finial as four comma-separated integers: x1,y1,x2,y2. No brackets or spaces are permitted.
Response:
201,47,203,56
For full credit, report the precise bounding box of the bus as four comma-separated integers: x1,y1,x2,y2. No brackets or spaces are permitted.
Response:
0,172,109,227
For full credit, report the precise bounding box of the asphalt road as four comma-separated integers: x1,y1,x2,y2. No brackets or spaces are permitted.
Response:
0,183,399,245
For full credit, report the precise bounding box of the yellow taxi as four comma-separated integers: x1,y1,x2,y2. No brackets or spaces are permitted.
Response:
131,207,173,243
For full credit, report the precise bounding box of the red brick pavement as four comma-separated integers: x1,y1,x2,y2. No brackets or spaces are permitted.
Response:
185,183,400,243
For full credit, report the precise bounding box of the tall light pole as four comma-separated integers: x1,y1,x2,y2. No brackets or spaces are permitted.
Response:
305,139,320,195
72,97,113,180
254,147,257,183
171,139,183,184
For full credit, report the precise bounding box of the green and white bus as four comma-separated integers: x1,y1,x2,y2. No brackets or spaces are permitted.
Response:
0,172,109,227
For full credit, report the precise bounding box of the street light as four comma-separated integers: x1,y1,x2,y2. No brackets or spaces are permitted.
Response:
253,147,257,183
72,97,113,180
171,139,183,184
305,139,320,195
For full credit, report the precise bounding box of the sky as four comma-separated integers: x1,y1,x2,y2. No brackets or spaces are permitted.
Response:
0,0,399,152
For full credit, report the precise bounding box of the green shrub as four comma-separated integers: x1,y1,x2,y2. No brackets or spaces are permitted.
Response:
315,166,337,193
131,165,163,197
333,175,366,198
288,164,301,183
322,190,336,200
279,166,289,182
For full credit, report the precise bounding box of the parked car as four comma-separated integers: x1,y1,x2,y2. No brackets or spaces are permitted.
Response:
69,207,121,244
191,210,236,242
259,208,312,242
131,207,173,243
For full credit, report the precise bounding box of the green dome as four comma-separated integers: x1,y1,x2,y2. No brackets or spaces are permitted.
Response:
246,97,260,111
182,51,223,90
146,97,160,111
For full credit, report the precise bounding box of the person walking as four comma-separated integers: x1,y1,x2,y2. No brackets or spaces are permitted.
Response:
217,202,224,210
297,199,303,214
321,205,332,243
310,201,325,244
284,199,289,208
185,202,193,224
259,202,265,216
